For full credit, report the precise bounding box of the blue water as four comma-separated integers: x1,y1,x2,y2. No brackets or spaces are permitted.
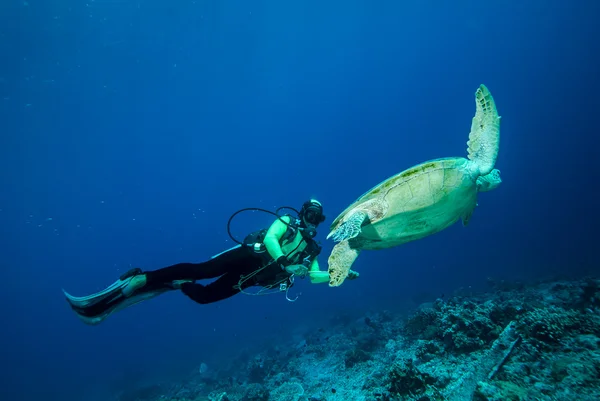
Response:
1,1,599,400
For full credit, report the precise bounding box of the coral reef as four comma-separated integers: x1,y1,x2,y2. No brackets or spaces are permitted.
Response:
113,277,600,401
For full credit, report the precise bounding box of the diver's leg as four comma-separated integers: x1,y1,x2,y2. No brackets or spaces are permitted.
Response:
178,251,265,304
179,272,247,304
144,245,255,285
76,245,255,304
65,246,250,309
63,245,257,323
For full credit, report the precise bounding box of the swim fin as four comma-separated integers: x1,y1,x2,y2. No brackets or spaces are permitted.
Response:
62,268,143,309
62,268,172,325
65,287,172,325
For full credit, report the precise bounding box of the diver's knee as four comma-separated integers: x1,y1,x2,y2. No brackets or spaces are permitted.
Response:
181,283,213,304
186,293,213,305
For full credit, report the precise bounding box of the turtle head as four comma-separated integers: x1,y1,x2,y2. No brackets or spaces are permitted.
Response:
477,169,502,192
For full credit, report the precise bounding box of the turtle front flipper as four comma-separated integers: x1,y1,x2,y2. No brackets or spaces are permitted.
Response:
467,84,501,176
327,210,368,242
328,240,361,287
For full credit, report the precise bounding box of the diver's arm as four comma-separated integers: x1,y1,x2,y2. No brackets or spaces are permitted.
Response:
309,258,359,284
264,215,291,261
308,258,329,284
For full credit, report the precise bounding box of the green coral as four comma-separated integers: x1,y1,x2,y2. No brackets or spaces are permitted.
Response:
474,381,531,401
404,300,508,353
270,382,304,401
243,383,269,401
387,358,435,398
344,348,372,368
518,306,584,345
404,307,439,339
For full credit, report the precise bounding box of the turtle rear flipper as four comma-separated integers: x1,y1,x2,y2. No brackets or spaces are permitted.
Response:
461,204,476,226
328,240,361,287
467,84,501,176
327,210,368,242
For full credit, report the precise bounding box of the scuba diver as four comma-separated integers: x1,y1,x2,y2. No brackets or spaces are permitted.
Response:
63,199,359,325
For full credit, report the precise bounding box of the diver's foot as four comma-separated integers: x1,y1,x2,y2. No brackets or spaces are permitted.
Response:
120,267,142,280
122,274,147,297
63,268,148,311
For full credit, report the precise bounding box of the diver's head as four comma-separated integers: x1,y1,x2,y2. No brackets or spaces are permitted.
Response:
477,169,502,192
299,199,326,226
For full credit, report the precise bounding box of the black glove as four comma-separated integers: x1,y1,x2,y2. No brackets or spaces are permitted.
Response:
277,255,291,270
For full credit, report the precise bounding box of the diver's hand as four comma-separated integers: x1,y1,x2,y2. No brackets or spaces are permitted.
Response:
285,264,308,277
347,270,360,280
277,255,291,269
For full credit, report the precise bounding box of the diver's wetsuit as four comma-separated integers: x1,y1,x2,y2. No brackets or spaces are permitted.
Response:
65,200,330,325
143,212,324,305
144,245,288,304
71,245,289,319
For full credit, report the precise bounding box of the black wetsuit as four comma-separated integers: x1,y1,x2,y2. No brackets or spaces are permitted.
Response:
72,213,323,321
67,202,328,325
72,245,290,320
145,245,291,304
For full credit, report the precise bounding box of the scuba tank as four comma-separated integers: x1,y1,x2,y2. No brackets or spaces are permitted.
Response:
243,228,269,254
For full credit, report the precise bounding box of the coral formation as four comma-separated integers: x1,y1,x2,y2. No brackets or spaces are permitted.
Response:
112,277,600,401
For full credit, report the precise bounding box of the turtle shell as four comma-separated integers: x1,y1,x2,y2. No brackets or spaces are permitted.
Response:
330,157,479,249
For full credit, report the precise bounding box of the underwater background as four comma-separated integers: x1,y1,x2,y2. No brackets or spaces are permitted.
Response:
2,1,600,401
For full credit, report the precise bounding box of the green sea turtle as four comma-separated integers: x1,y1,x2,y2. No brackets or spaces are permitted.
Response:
326,84,502,287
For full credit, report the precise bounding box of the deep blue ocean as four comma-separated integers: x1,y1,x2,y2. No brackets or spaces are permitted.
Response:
1,1,599,401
